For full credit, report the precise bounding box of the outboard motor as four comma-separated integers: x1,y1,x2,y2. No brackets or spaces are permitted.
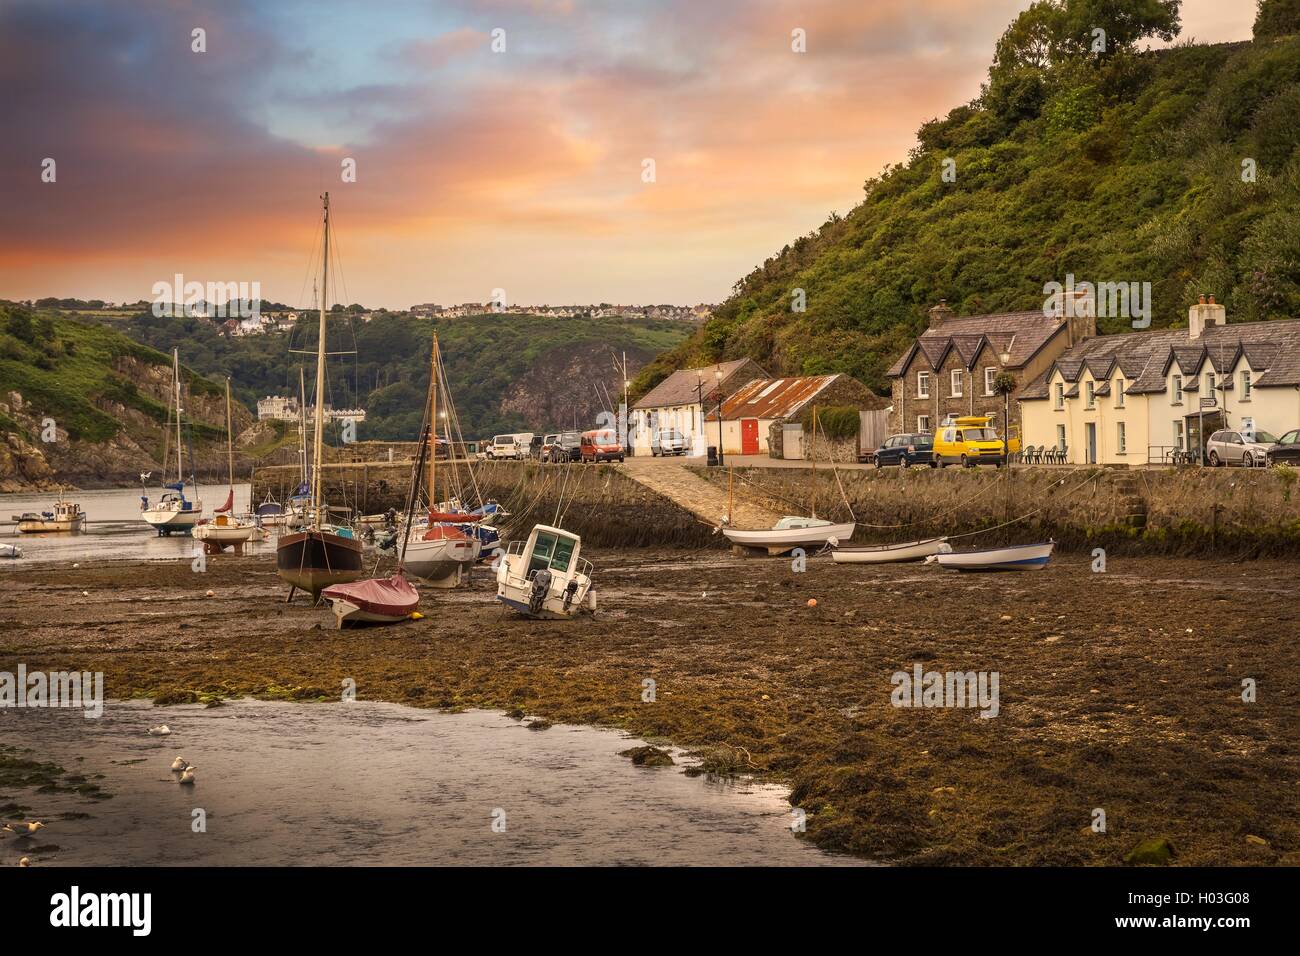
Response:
527,568,553,616
562,579,579,612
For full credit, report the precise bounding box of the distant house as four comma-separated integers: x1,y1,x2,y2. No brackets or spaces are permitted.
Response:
631,358,768,455
885,296,1093,437
1019,295,1300,465
705,373,887,458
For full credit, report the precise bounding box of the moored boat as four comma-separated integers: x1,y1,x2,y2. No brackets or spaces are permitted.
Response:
15,492,86,534
934,540,1054,572
0,542,22,559
723,516,855,556
832,537,949,564
495,523,594,619
194,378,258,549
141,349,204,535
322,571,419,628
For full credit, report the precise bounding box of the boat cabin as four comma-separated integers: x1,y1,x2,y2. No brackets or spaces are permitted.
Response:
496,524,593,619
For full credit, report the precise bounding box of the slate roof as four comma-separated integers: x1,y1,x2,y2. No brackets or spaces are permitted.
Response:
1019,318,1300,400
633,358,767,410
886,310,1070,377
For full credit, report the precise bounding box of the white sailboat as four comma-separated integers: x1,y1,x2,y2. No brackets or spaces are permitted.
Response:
141,349,204,535
194,378,257,549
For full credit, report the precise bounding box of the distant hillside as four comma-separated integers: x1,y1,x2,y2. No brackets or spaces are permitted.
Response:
0,305,245,489
114,310,691,439
634,1,1300,399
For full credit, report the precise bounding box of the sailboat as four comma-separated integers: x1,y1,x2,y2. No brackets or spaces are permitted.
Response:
721,407,854,555
276,192,365,602
141,349,204,535
403,333,481,588
194,378,257,548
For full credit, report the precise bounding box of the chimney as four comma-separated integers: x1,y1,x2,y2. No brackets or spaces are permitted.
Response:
1188,293,1226,340
928,299,954,330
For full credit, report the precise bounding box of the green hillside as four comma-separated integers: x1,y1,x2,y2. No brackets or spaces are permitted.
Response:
634,0,1300,399
0,304,222,443
117,310,691,439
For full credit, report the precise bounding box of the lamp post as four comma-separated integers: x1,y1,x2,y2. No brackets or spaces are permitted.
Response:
715,368,725,466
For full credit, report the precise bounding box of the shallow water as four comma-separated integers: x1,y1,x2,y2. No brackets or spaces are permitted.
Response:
0,484,256,565
1,699,861,866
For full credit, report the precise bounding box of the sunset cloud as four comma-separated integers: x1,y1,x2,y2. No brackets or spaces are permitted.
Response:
0,0,1256,308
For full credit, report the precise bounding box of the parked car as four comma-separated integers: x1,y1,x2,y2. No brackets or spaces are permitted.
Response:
874,433,935,468
1206,429,1277,467
486,433,532,460
651,428,689,456
580,428,624,463
527,434,544,459
540,433,580,463
1267,429,1300,466
933,416,1006,468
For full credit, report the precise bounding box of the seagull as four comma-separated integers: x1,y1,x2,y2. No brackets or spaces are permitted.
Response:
148,725,171,737
178,767,196,785
170,756,192,772
3,822,45,838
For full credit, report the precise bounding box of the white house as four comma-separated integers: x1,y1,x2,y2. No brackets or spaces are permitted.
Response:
630,358,767,455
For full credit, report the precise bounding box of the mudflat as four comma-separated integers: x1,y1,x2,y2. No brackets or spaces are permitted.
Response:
2,548,1296,865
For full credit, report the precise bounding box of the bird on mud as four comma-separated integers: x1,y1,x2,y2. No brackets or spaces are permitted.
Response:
148,725,172,737
178,767,196,785
2,822,46,838
170,756,192,772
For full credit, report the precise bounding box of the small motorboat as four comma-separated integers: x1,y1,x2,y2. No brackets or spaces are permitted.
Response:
15,492,86,533
0,542,22,559
832,537,950,564
193,512,258,547
255,493,288,528
933,540,1054,572
496,524,593,619
321,571,419,628
722,516,855,556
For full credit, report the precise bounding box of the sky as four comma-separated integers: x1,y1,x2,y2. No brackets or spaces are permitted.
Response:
0,0,1257,310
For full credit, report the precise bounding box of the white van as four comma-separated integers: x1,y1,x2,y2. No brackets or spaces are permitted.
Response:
487,433,533,460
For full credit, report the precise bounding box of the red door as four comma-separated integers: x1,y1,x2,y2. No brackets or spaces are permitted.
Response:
741,418,759,455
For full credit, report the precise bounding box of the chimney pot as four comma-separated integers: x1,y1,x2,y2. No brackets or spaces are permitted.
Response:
1199,294,1206,304
1208,294,1215,304
927,300,955,330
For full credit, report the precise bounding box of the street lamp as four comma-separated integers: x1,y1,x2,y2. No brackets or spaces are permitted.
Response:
715,368,725,466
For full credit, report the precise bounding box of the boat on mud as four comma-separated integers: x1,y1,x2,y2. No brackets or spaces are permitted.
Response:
194,379,258,549
322,571,419,628
141,348,204,535
15,492,86,534
724,516,856,556
496,524,594,619
933,540,1054,572
0,542,22,559
832,537,950,564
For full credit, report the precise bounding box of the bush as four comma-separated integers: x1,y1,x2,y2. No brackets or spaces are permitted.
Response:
803,405,860,441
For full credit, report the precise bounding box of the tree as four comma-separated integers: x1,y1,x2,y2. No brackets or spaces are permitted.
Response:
1254,0,1300,38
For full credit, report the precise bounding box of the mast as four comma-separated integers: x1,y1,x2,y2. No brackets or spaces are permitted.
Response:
224,377,234,489
310,192,330,531
298,366,308,484
428,333,438,510
809,405,818,520
172,349,183,484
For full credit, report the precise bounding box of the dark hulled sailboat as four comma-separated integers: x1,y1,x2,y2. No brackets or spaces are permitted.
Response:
277,192,364,602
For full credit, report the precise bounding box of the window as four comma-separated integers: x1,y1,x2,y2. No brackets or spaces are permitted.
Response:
917,415,930,433
1117,421,1126,454
950,369,963,397
984,367,996,396
1205,372,1216,398
1241,370,1252,400
1085,381,1095,409
1171,374,1183,404
1114,378,1125,408
1173,420,1184,451
1056,424,1066,451
1054,382,1065,410
917,371,930,399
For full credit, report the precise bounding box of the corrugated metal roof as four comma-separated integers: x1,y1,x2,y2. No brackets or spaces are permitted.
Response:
705,374,840,421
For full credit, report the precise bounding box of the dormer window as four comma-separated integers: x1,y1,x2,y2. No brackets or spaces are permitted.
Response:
1085,381,1095,409
950,369,963,398
1171,374,1183,404
1240,370,1252,400
1114,378,1125,408
1054,382,1064,410
984,367,996,396
917,371,930,399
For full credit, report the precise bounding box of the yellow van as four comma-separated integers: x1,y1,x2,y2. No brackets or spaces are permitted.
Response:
934,415,1009,468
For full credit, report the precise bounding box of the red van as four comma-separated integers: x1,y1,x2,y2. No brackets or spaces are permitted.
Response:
580,428,624,463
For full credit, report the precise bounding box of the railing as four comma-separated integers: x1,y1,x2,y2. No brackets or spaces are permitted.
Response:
1148,445,1200,466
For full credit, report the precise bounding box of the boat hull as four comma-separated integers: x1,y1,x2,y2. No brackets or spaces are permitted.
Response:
935,541,1054,572
142,509,202,534
276,530,365,598
832,537,948,564
322,573,419,628
723,520,856,555
405,530,479,588
193,524,257,544
17,518,84,533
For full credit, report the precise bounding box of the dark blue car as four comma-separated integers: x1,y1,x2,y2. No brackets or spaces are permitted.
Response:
874,433,936,468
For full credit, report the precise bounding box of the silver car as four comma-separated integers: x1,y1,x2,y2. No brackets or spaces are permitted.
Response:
1206,429,1277,467
651,428,689,456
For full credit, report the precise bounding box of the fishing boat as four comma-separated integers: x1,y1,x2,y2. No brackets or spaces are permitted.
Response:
832,537,950,564
141,349,204,535
0,542,22,559
934,540,1054,572
276,192,365,602
403,333,483,588
15,491,86,533
495,523,594,619
194,379,257,549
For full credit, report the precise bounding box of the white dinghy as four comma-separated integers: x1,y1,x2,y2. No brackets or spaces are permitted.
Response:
832,537,950,564
934,540,1054,572
723,516,856,556
496,524,593,620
